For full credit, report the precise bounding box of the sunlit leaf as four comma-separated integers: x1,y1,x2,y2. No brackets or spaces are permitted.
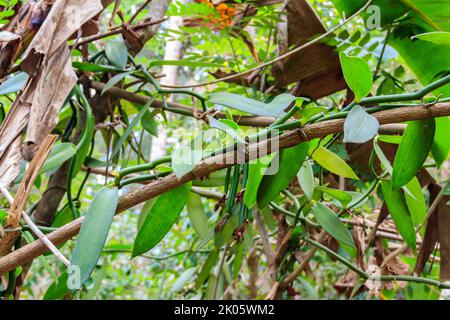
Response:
413,32,450,46
339,52,373,102
311,146,359,180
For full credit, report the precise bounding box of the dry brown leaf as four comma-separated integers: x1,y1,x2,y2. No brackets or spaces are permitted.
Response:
437,193,450,280
0,31,21,79
0,0,104,184
0,135,57,257
414,183,441,276
0,137,22,189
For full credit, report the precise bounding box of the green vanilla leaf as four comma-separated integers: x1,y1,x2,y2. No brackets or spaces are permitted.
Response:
257,142,309,208
339,52,373,102
40,143,77,174
170,267,197,294
404,177,427,227
312,202,356,256
110,96,156,160
101,71,133,95
186,192,209,239
315,186,353,208
311,146,359,180
0,72,28,95
381,181,416,250
72,62,124,73
209,92,295,117
43,272,69,300
297,160,314,200
70,186,119,289
196,249,219,288
208,116,244,142
149,60,223,68
413,32,450,47
244,155,273,208
105,36,128,69
132,183,191,257
172,133,204,178
431,116,450,167
392,119,435,190
343,105,380,143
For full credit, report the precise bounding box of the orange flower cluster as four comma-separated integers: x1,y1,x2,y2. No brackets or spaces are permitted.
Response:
195,0,236,29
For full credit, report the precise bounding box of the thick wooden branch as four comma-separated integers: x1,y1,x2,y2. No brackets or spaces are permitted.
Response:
90,81,275,127
0,103,449,275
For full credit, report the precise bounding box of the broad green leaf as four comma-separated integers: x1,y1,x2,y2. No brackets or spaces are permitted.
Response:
141,110,158,137
381,181,416,250
110,96,156,160
378,135,402,144
413,32,450,46
330,191,367,209
312,202,356,256
40,143,76,174
43,272,69,300
52,206,76,228
172,134,204,178
209,93,295,117
343,105,379,143
138,199,156,230
339,52,373,102
70,87,95,177
193,169,227,187
132,183,191,257
170,267,197,294
404,177,427,227
105,36,128,69
0,72,28,95
297,160,314,200
373,139,393,173
101,71,133,95
71,186,119,288
257,142,309,208
311,146,359,180
0,209,7,225
208,116,244,142
431,117,450,167
244,155,274,208
72,61,124,73
186,192,209,239
315,186,353,208
149,60,223,68
392,119,435,190
196,249,219,288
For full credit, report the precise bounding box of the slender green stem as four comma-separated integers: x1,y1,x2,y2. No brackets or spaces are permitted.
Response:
115,155,172,185
306,238,450,290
